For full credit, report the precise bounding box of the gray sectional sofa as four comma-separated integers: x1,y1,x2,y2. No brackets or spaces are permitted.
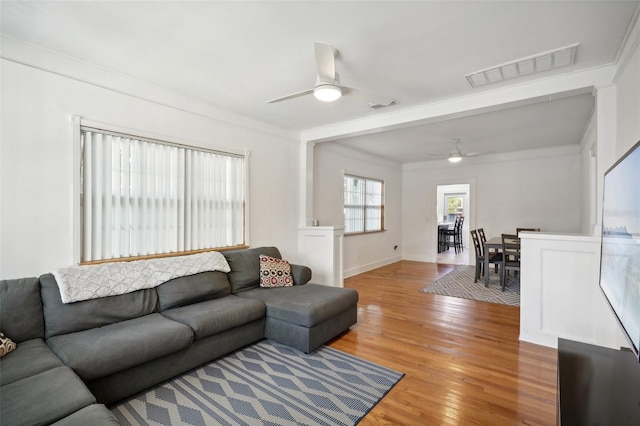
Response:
0,246,358,426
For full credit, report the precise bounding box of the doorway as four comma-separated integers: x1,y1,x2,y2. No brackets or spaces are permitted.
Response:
436,184,471,265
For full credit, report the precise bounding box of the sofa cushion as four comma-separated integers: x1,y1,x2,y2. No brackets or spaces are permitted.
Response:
161,295,265,340
51,404,120,426
224,246,282,293
40,273,158,338
0,277,44,342
260,255,293,288
236,284,359,328
46,313,193,381
0,338,63,386
0,366,96,426
156,271,231,311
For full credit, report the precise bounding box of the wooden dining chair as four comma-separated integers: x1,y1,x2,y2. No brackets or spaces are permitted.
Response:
444,216,464,253
477,228,487,244
478,228,498,273
471,229,502,283
471,230,483,282
455,216,464,252
501,233,521,291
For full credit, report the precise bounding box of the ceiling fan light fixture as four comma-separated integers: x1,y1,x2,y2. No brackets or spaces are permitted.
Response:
313,84,342,102
448,153,462,163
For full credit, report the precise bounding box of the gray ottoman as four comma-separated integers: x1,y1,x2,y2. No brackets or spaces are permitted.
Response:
236,283,358,352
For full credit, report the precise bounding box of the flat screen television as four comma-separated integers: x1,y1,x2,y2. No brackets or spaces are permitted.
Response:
599,139,640,360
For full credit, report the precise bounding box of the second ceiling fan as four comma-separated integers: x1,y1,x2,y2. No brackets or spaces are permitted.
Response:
428,138,493,163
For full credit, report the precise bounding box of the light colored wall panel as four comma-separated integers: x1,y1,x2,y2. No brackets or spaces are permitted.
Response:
520,233,628,349
313,144,403,277
540,249,600,339
615,23,640,158
297,226,344,287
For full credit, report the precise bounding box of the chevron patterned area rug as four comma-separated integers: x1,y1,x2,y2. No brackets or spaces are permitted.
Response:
421,265,520,306
111,339,403,426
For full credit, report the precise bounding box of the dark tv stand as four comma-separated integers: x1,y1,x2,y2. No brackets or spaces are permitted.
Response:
557,338,640,425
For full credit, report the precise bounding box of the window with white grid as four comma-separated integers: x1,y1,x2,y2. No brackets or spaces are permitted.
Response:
80,127,245,262
343,174,384,234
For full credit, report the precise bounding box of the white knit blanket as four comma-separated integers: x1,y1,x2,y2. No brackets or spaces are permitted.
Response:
52,251,231,304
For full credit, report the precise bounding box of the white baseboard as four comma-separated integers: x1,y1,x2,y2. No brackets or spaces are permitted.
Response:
400,253,432,263
519,332,558,349
344,255,402,278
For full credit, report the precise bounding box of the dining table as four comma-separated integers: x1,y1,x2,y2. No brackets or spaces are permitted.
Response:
483,237,503,286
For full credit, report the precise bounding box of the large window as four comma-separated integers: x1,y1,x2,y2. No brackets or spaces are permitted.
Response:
343,174,384,234
80,126,245,262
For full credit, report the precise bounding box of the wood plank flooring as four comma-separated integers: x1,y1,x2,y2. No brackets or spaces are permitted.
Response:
327,261,557,426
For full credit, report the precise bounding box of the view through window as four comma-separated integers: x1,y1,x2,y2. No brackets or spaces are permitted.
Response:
343,174,384,234
445,194,464,222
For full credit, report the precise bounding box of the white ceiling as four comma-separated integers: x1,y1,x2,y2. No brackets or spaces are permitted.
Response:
1,1,638,163
327,91,596,163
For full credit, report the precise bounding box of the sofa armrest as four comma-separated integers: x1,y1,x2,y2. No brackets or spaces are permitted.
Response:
290,264,312,285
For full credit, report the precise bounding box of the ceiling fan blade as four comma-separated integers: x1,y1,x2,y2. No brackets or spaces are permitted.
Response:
464,151,495,157
314,42,336,82
266,88,314,104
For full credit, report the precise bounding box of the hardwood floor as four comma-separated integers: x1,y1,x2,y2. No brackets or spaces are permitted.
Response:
327,261,557,426
436,247,470,266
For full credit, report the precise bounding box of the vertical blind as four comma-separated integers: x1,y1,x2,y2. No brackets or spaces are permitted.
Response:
343,174,384,234
80,128,244,262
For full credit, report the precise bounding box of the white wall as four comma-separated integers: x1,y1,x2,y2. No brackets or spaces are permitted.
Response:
579,112,597,235
313,143,403,277
0,59,301,278
402,146,582,263
615,27,640,159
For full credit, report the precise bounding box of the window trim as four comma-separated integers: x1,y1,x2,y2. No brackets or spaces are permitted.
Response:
343,173,385,235
72,116,250,264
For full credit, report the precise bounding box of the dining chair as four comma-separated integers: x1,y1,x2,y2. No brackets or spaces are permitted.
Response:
501,233,521,291
455,216,464,252
477,228,487,244
444,216,464,253
471,229,502,283
478,228,498,273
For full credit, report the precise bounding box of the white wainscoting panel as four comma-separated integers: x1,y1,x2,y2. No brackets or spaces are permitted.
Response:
520,232,628,350
298,226,344,287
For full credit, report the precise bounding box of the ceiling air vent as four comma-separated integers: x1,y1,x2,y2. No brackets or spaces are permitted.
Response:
465,43,578,88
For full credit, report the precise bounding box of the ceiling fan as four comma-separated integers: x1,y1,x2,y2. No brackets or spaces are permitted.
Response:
429,138,492,163
266,42,395,106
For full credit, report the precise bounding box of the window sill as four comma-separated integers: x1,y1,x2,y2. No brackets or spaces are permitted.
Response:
80,245,249,265
345,230,387,237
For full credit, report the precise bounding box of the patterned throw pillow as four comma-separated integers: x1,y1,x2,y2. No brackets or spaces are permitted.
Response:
0,332,17,357
259,255,293,288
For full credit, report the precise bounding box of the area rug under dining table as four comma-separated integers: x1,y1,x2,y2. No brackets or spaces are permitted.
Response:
420,265,520,306
111,339,404,426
